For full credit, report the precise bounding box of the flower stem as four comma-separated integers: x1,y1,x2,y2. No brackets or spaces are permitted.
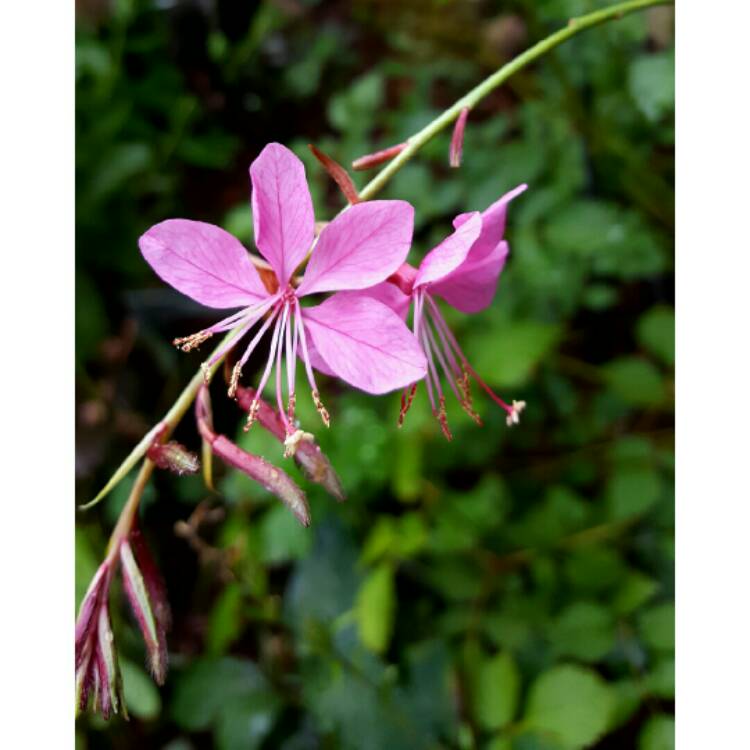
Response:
82,329,240,509
358,0,672,201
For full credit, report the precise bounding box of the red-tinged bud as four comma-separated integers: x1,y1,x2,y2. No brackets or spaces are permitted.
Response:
211,434,311,526
147,440,199,475
75,561,128,719
450,107,470,168
308,144,360,205
120,539,169,684
352,141,408,171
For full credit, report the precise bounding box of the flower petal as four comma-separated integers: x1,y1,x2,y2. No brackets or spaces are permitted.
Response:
139,219,268,308
336,282,412,321
453,183,527,259
296,200,414,296
301,293,426,394
250,143,315,286
414,212,482,288
429,240,509,313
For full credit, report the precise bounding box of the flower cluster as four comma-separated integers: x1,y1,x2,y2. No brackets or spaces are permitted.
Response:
139,143,526,448
77,141,526,720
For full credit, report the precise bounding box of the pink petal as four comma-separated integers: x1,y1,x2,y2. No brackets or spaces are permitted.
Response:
414,212,482,288
453,183,527,259
250,143,315,287
336,282,412,321
296,200,414,297
429,240,509,314
301,294,426,394
140,220,269,308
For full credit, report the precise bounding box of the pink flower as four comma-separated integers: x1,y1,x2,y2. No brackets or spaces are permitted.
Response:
349,185,528,439
140,143,426,444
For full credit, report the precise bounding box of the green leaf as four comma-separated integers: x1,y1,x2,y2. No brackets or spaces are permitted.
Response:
638,603,675,652
171,657,273,732
524,665,615,749
549,603,615,663
636,306,675,367
628,52,675,122
467,321,561,388
602,357,667,407
472,651,521,731
644,657,675,699
259,503,313,565
120,659,161,721
606,465,662,520
206,582,244,656
638,714,675,750
356,563,396,654
613,571,659,615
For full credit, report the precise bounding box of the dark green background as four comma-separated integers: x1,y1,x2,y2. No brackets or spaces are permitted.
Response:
75,1,674,748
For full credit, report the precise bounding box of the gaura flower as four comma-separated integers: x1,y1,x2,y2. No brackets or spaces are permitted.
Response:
139,143,427,449
348,185,528,439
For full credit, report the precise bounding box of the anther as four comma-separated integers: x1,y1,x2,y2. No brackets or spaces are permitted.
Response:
287,393,297,425
228,362,242,399
173,330,212,352
312,390,330,428
398,383,418,427
243,399,260,432
435,396,453,441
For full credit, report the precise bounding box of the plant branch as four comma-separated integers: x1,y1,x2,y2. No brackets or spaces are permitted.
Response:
82,0,670,511
357,0,672,201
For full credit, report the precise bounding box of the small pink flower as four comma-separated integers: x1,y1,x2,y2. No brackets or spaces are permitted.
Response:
140,143,427,442
349,185,528,439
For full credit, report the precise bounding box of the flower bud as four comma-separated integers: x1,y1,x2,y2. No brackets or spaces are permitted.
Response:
309,144,360,205
352,142,408,171
120,534,169,684
75,561,128,719
450,107,470,168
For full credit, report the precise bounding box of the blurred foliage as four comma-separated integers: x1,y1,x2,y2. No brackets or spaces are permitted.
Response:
76,0,674,748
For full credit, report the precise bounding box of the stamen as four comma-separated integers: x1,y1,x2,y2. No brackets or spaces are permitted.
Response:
228,362,242,399
425,294,517,420
287,393,296,426
436,395,453,441
312,390,330,428
173,330,212,352
243,311,284,431
398,383,418,427
295,300,331,428
243,399,260,431
275,303,291,436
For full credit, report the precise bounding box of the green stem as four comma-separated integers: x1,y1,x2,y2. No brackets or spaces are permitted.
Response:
81,329,239,509
83,0,670,511
358,0,671,201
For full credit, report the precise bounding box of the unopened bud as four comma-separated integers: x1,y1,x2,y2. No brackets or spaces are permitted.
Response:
450,107,470,168
352,141,408,171
309,144,360,205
